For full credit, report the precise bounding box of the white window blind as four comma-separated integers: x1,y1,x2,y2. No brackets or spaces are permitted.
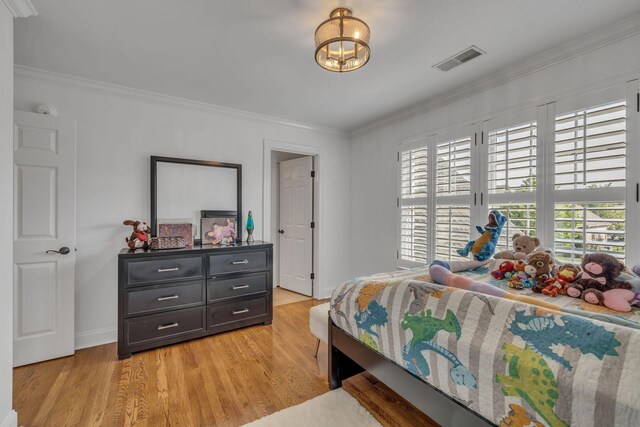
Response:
400,146,429,263
397,83,637,267
554,100,627,263
488,122,537,194
488,203,537,252
435,137,471,261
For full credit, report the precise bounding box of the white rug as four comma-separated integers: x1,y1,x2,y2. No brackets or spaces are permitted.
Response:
243,389,382,426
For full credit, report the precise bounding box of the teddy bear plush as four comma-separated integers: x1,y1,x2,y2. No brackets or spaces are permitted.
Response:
494,233,540,260
540,264,580,297
123,220,151,250
525,251,554,293
565,253,632,305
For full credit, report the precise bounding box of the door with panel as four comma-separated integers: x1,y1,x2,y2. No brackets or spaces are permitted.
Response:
278,156,313,296
13,111,76,366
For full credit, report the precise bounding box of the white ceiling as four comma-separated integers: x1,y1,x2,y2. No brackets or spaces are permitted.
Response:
14,0,640,132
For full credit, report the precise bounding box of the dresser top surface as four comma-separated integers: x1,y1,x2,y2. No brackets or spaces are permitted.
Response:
119,241,272,258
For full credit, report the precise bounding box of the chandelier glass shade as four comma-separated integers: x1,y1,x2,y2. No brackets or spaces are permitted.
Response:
314,7,370,72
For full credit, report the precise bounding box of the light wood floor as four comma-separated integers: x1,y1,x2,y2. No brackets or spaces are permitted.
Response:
272,287,312,307
13,300,436,427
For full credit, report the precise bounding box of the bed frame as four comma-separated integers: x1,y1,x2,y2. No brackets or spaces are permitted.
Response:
328,319,495,427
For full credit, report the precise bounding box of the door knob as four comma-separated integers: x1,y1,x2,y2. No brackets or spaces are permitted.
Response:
46,247,71,255
278,229,285,234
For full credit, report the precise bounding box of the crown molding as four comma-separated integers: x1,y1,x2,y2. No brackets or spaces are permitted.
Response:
350,13,640,138
14,65,347,137
2,0,36,17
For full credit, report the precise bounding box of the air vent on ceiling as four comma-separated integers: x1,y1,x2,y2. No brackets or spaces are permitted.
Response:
433,45,486,72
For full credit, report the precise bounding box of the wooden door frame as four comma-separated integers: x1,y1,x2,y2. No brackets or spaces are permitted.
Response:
263,139,321,298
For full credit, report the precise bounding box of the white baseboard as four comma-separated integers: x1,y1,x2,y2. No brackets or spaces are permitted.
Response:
75,326,117,350
0,410,17,427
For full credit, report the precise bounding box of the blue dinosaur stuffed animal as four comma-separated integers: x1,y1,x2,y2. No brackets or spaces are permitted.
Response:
456,210,506,261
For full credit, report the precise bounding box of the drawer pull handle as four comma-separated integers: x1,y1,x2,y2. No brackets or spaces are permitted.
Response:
232,308,250,315
157,322,179,330
232,259,249,265
158,267,179,273
232,284,250,290
157,294,179,301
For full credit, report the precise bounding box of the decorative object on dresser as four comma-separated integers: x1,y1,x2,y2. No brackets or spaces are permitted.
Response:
200,210,238,245
246,210,255,243
149,236,186,250
158,222,193,247
118,241,273,358
123,220,152,250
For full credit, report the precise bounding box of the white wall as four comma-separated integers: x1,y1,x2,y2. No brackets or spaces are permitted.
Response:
14,75,351,349
0,5,15,427
349,33,640,278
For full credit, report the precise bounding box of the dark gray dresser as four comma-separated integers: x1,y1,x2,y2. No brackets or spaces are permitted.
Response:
117,241,273,358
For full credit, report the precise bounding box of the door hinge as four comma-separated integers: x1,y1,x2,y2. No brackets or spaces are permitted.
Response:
474,132,477,146
310,272,315,280
397,197,400,207
636,182,639,202
481,131,484,144
481,192,484,205
310,221,315,229
310,170,316,178
397,151,400,162
397,249,399,259
474,193,477,206
637,93,639,113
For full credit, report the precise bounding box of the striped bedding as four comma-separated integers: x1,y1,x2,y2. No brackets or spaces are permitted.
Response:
330,264,640,427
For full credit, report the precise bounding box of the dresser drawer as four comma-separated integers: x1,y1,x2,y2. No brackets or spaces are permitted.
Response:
208,272,268,302
125,255,204,286
208,250,267,276
207,295,268,328
125,280,205,317
125,307,205,346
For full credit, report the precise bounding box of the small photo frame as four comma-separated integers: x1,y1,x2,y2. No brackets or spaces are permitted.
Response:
201,211,238,245
158,222,193,247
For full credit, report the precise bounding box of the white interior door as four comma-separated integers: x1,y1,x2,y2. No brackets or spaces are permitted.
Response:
13,111,76,367
279,156,313,296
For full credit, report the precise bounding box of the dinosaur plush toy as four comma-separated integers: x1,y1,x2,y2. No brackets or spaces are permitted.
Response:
457,210,506,261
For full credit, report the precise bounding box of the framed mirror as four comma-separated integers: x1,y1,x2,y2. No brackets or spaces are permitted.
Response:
150,156,242,243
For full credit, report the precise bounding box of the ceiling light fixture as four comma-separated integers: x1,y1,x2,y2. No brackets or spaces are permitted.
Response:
314,7,370,73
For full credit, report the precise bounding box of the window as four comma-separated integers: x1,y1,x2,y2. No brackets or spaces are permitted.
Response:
435,137,471,261
486,121,537,252
554,101,627,263
400,146,428,263
398,83,638,266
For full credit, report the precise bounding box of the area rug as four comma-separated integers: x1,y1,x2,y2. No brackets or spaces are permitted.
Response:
242,389,381,426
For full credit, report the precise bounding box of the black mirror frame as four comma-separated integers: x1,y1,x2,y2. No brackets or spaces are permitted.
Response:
150,156,242,242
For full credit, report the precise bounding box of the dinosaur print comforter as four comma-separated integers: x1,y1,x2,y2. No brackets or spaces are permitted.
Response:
330,266,640,427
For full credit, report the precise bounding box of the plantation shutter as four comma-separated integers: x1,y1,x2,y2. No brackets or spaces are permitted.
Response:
435,137,471,260
400,146,428,263
485,120,538,252
554,100,627,263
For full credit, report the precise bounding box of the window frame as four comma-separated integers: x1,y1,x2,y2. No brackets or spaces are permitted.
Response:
397,80,639,267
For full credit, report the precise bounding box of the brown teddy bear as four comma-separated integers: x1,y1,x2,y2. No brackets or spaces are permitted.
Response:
524,251,554,293
565,253,631,305
494,233,540,260
123,220,151,250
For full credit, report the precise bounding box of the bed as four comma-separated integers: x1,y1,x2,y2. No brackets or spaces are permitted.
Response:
328,261,640,427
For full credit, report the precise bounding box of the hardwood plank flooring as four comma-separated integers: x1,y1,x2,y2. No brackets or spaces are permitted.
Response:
13,300,437,427
272,287,312,307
